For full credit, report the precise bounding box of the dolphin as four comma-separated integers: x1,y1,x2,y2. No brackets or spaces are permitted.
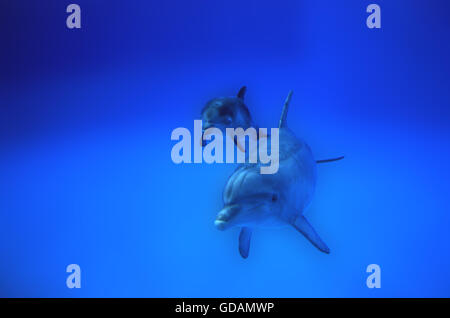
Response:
214,91,331,258
200,87,343,163
201,86,253,133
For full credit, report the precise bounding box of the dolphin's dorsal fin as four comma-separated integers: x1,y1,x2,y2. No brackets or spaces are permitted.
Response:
238,227,252,259
279,90,293,128
237,86,247,99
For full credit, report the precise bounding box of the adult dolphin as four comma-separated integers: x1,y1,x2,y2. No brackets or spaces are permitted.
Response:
214,91,332,258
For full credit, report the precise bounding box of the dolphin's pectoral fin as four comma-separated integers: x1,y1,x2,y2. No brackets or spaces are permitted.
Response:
239,227,252,259
316,156,344,164
292,216,330,254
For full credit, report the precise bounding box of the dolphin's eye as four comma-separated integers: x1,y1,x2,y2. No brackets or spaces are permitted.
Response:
272,194,278,202
223,116,232,124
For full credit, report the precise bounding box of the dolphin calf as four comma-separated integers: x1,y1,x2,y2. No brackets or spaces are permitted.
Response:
201,86,253,133
200,86,258,151
200,87,343,163
214,91,331,258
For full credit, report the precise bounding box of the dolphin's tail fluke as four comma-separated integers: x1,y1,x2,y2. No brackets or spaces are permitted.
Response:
239,227,252,259
292,215,330,254
279,90,293,128
316,156,345,164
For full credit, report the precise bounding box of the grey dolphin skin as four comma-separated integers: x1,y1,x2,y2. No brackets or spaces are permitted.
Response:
215,91,332,258
200,87,344,164
201,86,254,137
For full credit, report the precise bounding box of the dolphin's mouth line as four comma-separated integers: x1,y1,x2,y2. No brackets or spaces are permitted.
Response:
214,220,228,231
241,202,265,212
215,202,265,230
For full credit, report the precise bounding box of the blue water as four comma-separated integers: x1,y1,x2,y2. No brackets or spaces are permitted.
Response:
1,0,450,297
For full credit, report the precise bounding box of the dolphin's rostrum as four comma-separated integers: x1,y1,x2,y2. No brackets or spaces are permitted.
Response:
215,91,332,258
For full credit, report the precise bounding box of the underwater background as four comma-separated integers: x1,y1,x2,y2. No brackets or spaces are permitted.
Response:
1,0,450,297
